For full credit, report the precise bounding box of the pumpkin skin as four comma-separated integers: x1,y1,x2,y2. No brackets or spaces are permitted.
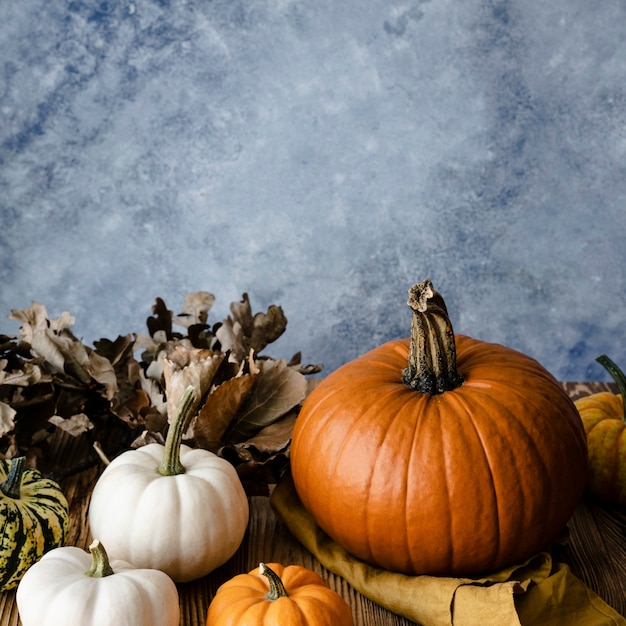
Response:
206,562,353,626
290,282,588,577
0,456,69,591
88,386,249,582
88,442,249,582
574,391,626,505
16,540,180,626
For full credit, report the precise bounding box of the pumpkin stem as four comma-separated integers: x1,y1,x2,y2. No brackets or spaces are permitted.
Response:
260,563,289,600
87,540,115,578
595,355,626,422
158,385,197,476
402,279,464,394
0,456,25,500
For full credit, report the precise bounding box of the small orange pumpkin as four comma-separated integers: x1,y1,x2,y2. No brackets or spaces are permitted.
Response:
291,279,588,576
206,562,353,626
574,355,626,505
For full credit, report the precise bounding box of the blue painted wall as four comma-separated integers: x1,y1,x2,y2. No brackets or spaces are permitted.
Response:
2,0,625,381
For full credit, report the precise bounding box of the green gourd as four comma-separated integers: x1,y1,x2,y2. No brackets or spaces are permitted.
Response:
0,456,69,591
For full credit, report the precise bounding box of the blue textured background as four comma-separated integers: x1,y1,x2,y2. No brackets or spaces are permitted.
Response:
1,0,625,381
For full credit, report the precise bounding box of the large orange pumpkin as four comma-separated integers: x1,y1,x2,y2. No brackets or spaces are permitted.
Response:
290,279,588,576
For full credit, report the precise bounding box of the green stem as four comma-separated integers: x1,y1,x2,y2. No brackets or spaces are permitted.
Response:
402,279,464,394
260,563,289,600
87,540,115,578
595,354,626,422
158,385,197,476
0,456,25,500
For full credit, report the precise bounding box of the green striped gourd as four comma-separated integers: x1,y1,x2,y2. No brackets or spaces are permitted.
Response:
0,456,69,591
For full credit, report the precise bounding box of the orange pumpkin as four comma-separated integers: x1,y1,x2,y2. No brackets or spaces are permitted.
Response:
290,279,588,577
573,355,626,505
206,562,353,626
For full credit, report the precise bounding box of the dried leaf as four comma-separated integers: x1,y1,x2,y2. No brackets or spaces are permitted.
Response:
139,370,166,416
240,411,297,454
95,335,146,424
48,413,94,437
0,361,42,386
1,290,320,490
193,372,257,451
0,401,16,436
225,359,307,444
162,346,224,420
131,428,165,448
173,292,215,328
29,331,69,375
84,350,117,399
9,303,60,342
146,297,174,339
216,293,287,361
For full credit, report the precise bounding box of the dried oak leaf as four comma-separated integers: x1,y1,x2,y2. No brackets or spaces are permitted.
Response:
223,358,307,445
48,413,94,437
94,335,151,427
216,293,287,362
173,292,215,328
218,414,298,496
162,345,225,422
234,410,297,455
192,369,258,452
0,359,42,386
287,351,324,376
146,297,177,340
9,303,117,399
0,401,16,437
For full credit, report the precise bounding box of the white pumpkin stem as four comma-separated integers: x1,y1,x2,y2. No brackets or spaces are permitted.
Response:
87,540,115,578
0,456,25,500
402,279,464,394
260,563,289,600
158,385,196,476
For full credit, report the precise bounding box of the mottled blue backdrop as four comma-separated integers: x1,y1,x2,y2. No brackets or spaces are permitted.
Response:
2,0,625,381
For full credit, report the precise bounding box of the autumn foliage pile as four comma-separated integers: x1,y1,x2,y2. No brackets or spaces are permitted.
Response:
0,292,321,494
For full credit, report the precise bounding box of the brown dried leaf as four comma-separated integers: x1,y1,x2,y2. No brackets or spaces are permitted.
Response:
9,303,71,342
173,292,215,328
111,388,151,427
225,359,307,444
30,331,72,376
162,346,224,420
146,297,174,339
0,361,42,386
12,304,118,397
193,372,257,452
85,351,117,400
95,335,146,424
216,293,287,362
239,411,297,454
0,401,16,436
48,413,94,437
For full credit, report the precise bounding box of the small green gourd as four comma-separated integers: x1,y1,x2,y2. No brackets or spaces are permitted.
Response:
0,456,69,590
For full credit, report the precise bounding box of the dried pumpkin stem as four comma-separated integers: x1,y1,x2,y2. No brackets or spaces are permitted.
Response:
595,355,626,422
402,279,464,394
87,540,115,578
0,456,25,500
158,385,197,476
260,563,289,600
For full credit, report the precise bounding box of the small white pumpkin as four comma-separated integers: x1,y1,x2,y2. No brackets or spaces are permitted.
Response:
16,539,180,626
88,386,249,582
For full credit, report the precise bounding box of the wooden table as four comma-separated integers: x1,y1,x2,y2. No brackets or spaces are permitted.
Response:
1,382,625,624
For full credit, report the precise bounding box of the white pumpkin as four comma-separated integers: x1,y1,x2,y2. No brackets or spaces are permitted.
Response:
16,540,179,626
88,386,249,582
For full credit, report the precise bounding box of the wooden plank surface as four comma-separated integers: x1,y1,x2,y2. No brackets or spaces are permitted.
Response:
1,382,625,624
